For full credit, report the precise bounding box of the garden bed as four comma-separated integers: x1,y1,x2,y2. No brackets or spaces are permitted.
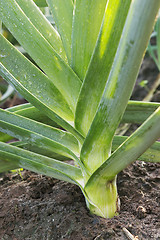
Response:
0,162,159,240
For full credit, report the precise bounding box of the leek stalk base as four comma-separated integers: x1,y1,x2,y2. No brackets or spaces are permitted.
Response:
85,177,119,218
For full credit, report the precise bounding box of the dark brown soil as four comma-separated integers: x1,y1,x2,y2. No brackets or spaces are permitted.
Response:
0,162,159,240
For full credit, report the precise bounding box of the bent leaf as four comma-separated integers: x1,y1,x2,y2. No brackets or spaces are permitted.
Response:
11,141,72,161
0,142,83,186
0,108,80,157
122,101,160,123
113,135,160,163
0,104,61,143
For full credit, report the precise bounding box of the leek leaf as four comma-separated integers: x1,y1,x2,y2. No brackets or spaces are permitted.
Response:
7,103,33,112
122,101,160,123
71,0,107,80
0,108,80,158
15,0,67,61
75,0,131,136
10,141,72,161
0,142,83,186
47,0,73,63
113,136,160,163
10,105,60,128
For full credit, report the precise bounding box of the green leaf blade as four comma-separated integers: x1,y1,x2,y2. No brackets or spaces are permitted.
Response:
11,141,72,161
112,135,160,163
122,101,160,124
9,105,60,128
0,104,62,144
0,108,80,158
71,0,107,80
15,0,67,61
75,0,131,137
46,0,73,64
0,142,83,186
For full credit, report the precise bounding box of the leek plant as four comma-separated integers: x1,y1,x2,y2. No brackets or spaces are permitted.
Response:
0,0,160,219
